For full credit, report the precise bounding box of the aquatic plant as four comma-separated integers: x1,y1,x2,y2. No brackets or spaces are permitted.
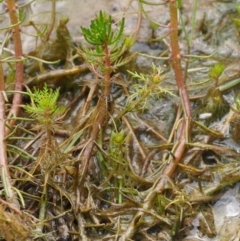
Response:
25,84,65,132
24,84,67,231
0,0,26,213
0,1,71,238
1,0,240,240
80,10,126,95
118,1,193,239
208,62,225,87
76,10,132,197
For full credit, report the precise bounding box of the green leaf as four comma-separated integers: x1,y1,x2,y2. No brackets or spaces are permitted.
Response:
25,84,65,127
209,62,225,79
80,11,125,46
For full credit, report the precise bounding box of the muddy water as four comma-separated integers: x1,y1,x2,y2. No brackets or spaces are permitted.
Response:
28,1,240,240
0,0,114,52
2,0,240,240
32,0,113,41
72,2,240,240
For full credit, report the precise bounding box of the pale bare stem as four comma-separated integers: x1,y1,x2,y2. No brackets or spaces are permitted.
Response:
0,95,13,199
6,0,24,135
43,0,56,42
82,83,97,116
133,113,168,142
122,115,146,159
0,61,19,209
26,64,88,86
133,0,142,41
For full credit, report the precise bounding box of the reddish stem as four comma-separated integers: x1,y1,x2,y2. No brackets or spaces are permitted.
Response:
6,0,24,135
77,25,113,197
104,44,111,96
120,2,192,240
43,0,56,43
158,1,192,184
76,96,107,206
76,44,111,206
169,2,191,120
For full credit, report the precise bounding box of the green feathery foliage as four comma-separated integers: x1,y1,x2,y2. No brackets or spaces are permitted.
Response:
79,11,129,72
208,62,225,80
25,84,65,129
126,63,172,111
81,10,124,46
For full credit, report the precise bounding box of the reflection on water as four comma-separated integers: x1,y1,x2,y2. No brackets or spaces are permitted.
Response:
0,0,112,53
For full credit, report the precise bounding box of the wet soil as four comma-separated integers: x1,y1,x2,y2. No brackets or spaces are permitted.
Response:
1,0,240,240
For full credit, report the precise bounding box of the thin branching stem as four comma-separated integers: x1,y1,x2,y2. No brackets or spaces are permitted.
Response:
5,0,24,135
0,53,19,208
120,2,192,240
76,96,107,204
43,0,56,42
104,44,111,96
169,1,191,120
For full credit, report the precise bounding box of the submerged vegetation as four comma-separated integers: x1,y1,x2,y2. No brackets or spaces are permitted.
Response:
1,0,240,240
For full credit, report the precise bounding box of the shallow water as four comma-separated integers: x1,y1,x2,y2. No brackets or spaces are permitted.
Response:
2,0,240,240
25,1,240,240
